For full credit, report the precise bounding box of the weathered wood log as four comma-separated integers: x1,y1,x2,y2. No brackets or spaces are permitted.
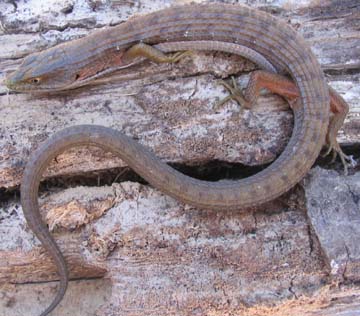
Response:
2,277,360,316
0,181,327,314
1,172,360,315
0,0,359,315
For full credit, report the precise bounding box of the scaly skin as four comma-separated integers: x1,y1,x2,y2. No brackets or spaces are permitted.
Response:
5,3,343,316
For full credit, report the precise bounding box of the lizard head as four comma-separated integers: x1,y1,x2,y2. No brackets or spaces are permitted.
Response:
5,38,131,93
5,46,79,93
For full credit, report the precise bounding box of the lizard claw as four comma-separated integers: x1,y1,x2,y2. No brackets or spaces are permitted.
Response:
215,76,251,110
322,138,356,175
168,50,193,63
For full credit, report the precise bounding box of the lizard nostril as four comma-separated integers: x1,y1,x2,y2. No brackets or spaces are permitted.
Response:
4,70,23,90
4,77,14,89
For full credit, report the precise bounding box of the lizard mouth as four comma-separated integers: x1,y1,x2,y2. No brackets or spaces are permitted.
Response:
5,59,141,93
65,59,141,90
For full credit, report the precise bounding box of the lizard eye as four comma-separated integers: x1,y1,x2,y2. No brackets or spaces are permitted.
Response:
28,78,41,84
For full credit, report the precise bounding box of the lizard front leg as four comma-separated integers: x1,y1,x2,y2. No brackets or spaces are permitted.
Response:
218,70,353,174
122,43,192,64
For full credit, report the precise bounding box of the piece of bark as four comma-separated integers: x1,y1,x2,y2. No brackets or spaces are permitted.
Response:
1,282,360,316
0,185,120,284
305,167,360,282
0,0,359,189
2,173,360,315
98,286,360,316
240,286,360,316
1,173,360,315
0,181,328,314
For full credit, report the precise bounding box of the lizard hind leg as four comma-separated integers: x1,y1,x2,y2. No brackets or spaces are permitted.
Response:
214,70,355,175
215,76,252,110
322,87,355,175
214,70,299,111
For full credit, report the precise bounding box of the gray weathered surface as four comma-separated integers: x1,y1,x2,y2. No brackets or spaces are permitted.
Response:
1,179,360,315
0,279,111,316
305,167,360,282
0,181,329,314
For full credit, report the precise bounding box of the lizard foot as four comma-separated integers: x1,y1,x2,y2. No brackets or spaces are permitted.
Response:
215,76,251,110
322,138,356,175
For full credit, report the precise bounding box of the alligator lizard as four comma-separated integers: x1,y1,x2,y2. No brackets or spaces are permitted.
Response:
5,3,351,316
